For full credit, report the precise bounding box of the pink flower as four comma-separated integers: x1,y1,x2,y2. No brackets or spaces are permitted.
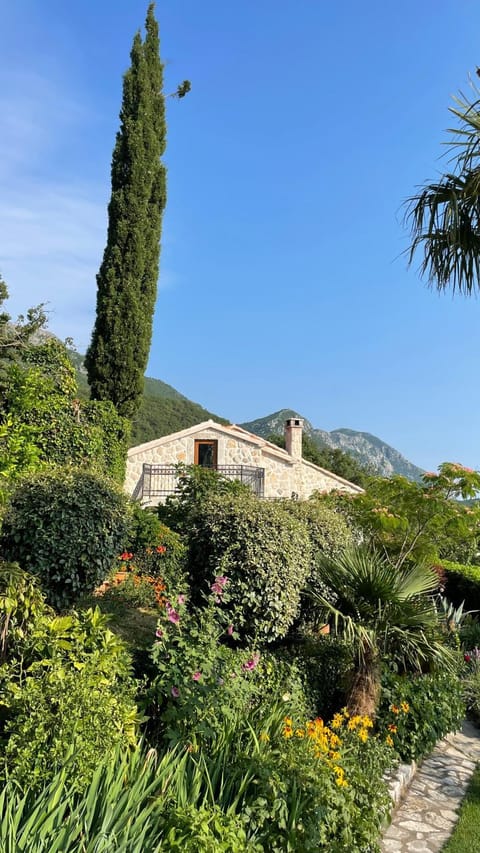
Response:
242,653,260,672
177,594,186,605
227,624,234,636
171,686,180,698
166,604,180,625
192,671,202,681
210,575,229,597
155,627,164,639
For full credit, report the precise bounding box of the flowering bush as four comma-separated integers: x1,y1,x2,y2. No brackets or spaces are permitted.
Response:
148,576,265,746
123,520,187,594
377,668,464,761
271,707,392,850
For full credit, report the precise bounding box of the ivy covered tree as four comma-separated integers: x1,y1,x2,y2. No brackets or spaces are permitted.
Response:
85,4,167,419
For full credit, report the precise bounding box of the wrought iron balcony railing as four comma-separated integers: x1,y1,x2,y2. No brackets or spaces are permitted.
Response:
139,463,265,500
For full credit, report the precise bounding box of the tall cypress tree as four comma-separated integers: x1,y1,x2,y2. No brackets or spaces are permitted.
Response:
85,4,166,419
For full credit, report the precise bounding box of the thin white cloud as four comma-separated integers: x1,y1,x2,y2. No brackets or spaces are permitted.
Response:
1,183,107,350
0,70,86,179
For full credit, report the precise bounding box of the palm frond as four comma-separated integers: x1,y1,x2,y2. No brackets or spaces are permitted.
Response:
405,76,480,294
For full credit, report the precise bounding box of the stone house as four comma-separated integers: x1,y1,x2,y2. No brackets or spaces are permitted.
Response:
125,418,363,504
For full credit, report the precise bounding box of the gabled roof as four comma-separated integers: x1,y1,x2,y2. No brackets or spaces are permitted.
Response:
128,419,363,493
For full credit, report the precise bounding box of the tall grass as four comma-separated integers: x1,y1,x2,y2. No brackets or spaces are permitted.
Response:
0,705,290,852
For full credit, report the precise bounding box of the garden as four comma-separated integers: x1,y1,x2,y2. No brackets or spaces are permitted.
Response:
2,307,480,851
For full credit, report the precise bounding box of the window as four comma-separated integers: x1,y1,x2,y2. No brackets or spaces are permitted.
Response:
194,439,218,468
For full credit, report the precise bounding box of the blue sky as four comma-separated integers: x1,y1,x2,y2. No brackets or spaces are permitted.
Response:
1,1,480,471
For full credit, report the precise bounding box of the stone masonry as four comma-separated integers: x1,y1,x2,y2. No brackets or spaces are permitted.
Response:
125,420,363,505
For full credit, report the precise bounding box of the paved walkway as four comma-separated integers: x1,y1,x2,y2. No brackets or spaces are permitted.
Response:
381,721,480,852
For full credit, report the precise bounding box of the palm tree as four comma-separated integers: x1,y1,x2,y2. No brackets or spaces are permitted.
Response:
406,79,480,294
310,548,457,717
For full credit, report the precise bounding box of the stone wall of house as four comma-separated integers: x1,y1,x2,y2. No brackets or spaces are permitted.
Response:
125,429,360,504
292,461,355,498
126,428,270,502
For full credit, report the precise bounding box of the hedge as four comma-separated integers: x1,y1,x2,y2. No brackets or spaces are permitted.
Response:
187,493,311,643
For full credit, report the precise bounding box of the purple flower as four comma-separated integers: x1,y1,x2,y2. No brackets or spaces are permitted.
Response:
192,671,202,681
177,594,186,605
242,653,260,672
171,686,180,698
227,624,234,636
155,627,164,639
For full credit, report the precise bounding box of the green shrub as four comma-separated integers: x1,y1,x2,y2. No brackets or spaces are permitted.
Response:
459,615,480,650
278,635,355,721
158,464,251,534
377,667,465,761
1,468,131,609
441,560,480,612
5,340,130,483
463,650,480,724
187,493,311,643
129,524,188,594
157,805,254,852
125,501,163,551
282,498,354,627
0,603,139,792
0,562,50,661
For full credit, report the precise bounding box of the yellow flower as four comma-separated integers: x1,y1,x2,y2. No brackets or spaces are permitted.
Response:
295,728,305,738
390,704,400,715
259,732,270,742
283,726,293,739
388,724,397,733
357,728,369,743
386,735,394,747
401,702,410,713
331,713,344,730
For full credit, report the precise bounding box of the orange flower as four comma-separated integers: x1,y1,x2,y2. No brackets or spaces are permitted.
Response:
388,724,397,733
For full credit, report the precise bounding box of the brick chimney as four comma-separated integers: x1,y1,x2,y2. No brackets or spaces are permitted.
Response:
285,417,303,460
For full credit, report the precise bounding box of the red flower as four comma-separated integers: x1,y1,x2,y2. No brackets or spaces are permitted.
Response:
156,545,167,554
119,551,133,561
465,654,472,663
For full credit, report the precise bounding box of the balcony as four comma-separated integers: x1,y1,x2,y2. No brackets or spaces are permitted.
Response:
138,463,265,502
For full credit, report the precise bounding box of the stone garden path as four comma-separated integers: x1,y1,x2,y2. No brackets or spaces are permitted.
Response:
381,721,480,852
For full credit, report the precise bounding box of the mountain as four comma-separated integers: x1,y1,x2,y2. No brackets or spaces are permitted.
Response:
68,351,229,446
68,353,422,479
240,409,424,481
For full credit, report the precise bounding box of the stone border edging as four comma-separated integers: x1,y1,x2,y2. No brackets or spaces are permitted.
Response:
384,758,418,810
